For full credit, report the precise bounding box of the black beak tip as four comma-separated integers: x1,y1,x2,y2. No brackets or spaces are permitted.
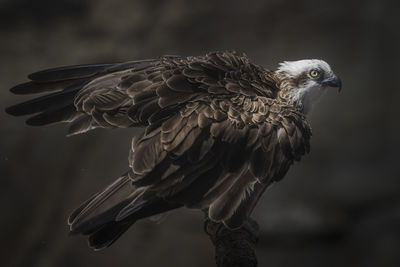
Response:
336,77,342,93
337,81,342,93
323,75,342,92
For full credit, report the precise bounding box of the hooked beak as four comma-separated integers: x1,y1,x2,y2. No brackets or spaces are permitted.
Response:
322,75,342,92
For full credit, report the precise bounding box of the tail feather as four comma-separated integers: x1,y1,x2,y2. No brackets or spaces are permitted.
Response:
69,174,182,249
87,198,183,250
69,175,136,232
87,220,135,250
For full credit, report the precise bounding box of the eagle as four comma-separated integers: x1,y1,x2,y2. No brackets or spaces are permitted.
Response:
6,51,341,250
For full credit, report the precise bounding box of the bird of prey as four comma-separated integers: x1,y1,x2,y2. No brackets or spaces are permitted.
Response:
6,51,341,250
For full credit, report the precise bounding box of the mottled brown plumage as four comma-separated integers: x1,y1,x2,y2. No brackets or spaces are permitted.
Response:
6,51,341,250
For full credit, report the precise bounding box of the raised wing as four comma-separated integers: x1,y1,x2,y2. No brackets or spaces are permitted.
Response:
6,51,277,135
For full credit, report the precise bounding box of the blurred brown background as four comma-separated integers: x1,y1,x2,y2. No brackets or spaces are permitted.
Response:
1,0,399,266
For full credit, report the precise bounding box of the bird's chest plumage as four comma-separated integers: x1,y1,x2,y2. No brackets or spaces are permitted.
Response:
219,96,311,179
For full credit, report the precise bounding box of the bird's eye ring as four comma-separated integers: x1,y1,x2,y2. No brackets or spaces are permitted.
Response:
310,69,320,78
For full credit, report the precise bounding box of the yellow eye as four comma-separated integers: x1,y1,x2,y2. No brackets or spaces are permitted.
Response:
310,69,320,78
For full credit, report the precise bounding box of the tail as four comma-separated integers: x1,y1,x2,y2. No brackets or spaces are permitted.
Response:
68,174,182,250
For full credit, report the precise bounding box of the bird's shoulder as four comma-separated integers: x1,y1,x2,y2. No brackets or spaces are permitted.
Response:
206,94,308,130
160,50,280,98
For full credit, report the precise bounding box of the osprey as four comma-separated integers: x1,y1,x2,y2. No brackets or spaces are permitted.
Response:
6,51,341,250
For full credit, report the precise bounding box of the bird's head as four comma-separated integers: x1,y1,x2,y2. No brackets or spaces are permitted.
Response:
275,59,341,113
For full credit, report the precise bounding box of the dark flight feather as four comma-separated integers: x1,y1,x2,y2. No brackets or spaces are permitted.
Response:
5,85,80,116
26,104,79,126
28,63,115,82
10,79,84,95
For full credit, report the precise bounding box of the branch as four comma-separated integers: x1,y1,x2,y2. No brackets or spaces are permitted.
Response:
204,215,259,267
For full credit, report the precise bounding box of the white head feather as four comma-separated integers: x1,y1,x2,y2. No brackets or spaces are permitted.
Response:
276,59,335,113
277,59,333,78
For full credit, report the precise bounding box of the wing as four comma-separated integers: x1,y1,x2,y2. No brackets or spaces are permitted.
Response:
122,95,311,228
6,51,277,135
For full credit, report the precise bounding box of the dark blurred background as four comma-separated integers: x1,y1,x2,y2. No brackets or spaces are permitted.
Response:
1,0,399,266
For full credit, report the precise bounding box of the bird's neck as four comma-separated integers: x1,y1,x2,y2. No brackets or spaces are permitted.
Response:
275,75,305,113
275,74,324,114
277,90,305,113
